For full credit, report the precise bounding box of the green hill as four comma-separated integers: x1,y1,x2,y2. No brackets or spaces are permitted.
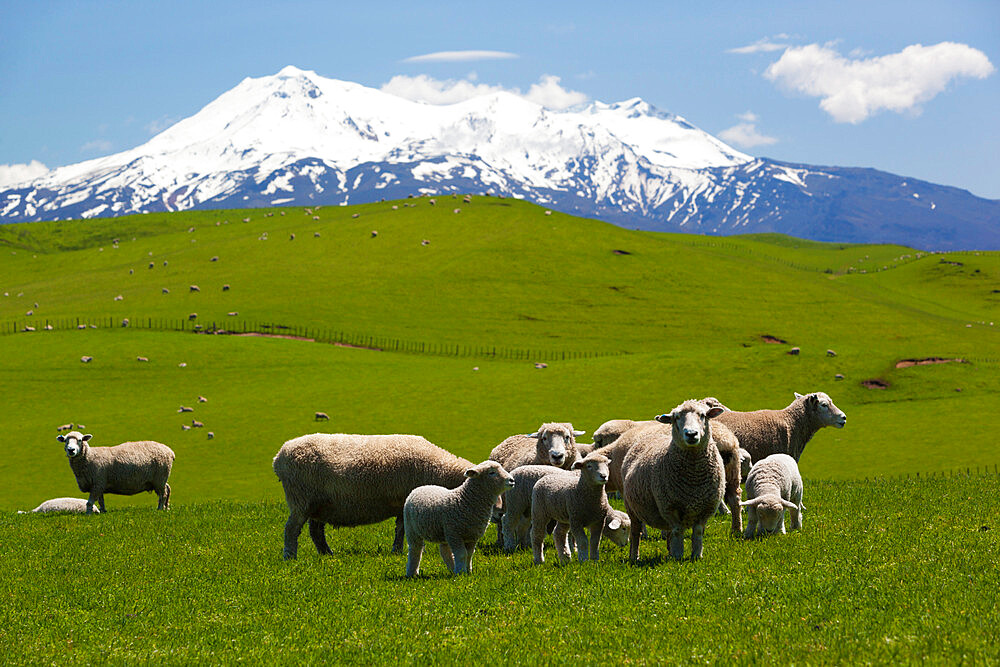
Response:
0,197,997,509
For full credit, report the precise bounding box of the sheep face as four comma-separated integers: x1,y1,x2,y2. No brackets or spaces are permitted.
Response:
57,431,92,458
603,512,631,547
655,400,725,449
527,423,585,467
797,391,847,428
466,460,515,493
572,453,610,485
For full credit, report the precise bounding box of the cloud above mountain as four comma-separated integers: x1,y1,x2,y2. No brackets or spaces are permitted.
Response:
764,41,995,123
380,73,588,109
718,112,777,148
0,160,49,188
402,50,518,63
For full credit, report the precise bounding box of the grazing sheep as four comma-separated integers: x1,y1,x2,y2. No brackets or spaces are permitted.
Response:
178,406,194,413
210,256,219,262
191,420,204,428
136,356,149,362
56,423,73,432
531,453,618,564
57,431,174,513
715,392,847,463
24,497,97,514
189,285,200,292
370,230,377,237
827,349,837,357
162,288,170,294
788,347,800,355
314,232,321,238
181,425,191,431
80,356,93,363
198,396,207,403
188,313,197,321
272,433,474,559
741,454,803,538
403,460,514,577
621,400,727,561
227,311,238,316
207,432,214,440
314,412,330,421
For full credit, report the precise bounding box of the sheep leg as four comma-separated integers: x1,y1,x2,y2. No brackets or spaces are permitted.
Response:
405,537,424,577
531,519,548,565
160,482,171,510
690,523,705,560
308,520,333,556
448,540,469,574
668,525,685,560
726,488,742,537
588,522,603,562
500,512,517,552
518,518,532,549
437,542,454,572
554,524,572,564
464,541,477,574
283,512,307,560
790,504,803,531
628,518,643,564
86,490,103,514
391,516,406,553
743,507,758,540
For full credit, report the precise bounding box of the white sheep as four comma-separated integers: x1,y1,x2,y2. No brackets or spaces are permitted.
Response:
57,431,174,513
741,454,803,538
530,453,620,564
490,422,585,471
403,460,514,577
272,433,473,559
621,399,726,561
21,497,98,514
499,464,569,551
715,392,846,462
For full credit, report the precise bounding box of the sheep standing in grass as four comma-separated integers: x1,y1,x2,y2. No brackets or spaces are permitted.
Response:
272,433,473,559
500,465,569,551
531,453,619,564
403,460,514,577
621,400,726,562
715,392,846,463
741,454,803,538
57,431,174,513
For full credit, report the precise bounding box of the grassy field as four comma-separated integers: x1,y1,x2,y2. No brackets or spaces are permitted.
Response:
2,474,998,664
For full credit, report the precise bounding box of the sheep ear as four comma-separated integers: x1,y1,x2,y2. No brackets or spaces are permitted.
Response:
740,498,763,507
82,434,92,442
572,460,585,470
706,407,725,419
781,499,799,511
56,435,66,442
655,414,672,424
572,430,586,437
794,392,804,399
608,518,622,530
464,467,480,478
525,432,541,439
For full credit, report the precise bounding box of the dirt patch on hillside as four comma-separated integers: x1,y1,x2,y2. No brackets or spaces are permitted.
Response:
862,379,889,389
895,357,966,368
760,335,787,344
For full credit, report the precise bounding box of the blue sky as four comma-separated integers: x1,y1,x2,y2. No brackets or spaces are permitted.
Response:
1,0,998,198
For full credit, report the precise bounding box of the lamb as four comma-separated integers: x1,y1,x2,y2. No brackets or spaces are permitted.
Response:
741,454,803,538
531,453,621,564
56,431,174,513
23,497,97,514
715,392,846,463
489,422,585,471
621,400,726,561
272,433,474,559
403,460,514,576
499,464,570,551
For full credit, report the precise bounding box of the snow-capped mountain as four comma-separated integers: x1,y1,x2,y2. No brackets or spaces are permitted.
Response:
2,66,998,249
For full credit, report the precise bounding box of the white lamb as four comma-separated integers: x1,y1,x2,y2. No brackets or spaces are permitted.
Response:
403,460,514,577
741,453,803,538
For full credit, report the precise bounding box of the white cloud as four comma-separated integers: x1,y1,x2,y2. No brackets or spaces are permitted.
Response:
718,113,778,148
146,115,178,135
728,38,789,55
81,139,113,153
764,41,995,123
381,74,588,110
402,50,518,64
0,160,49,188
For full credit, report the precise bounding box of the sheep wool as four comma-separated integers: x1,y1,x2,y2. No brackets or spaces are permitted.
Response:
741,453,804,538
500,465,574,551
715,392,846,462
272,433,473,559
57,431,174,514
403,460,514,577
28,497,97,514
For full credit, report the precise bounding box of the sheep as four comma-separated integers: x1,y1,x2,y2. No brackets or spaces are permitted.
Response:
178,406,194,413
191,420,204,428
740,448,753,482
80,356,93,363
56,423,73,432
741,454,803,538
714,392,847,463
314,411,330,421
499,464,570,551
403,460,514,576
22,497,97,514
621,400,727,561
489,422,585,472
189,285,200,292
530,453,619,564
207,431,214,440
136,356,149,362
162,288,170,294
198,396,208,403
56,431,174,513
591,399,728,451
272,433,474,559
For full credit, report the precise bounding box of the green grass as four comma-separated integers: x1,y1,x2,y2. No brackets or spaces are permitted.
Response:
2,474,998,664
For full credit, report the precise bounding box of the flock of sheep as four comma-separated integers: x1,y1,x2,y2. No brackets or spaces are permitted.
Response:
32,391,846,576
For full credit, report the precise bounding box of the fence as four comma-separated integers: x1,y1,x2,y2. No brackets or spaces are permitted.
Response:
0,315,628,363
864,462,1000,483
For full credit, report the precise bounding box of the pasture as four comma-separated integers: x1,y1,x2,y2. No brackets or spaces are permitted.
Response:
1,197,998,662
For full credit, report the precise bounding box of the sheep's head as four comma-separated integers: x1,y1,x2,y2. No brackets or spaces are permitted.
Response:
572,453,610,485
57,431,92,458
526,423,585,468
592,420,635,448
795,391,847,428
655,400,725,449
603,510,631,547
465,460,515,493
741,494,798,535
739,449,753,482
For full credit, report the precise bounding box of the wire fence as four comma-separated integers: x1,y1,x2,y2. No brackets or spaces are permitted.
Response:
0,314,628,362
864,462,1000,483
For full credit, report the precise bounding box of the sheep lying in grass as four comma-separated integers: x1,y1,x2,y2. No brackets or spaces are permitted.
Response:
715,392,846,462
403,460,514,577
622,400,726,561
741,454,803,538
272,433,473,559
531,453,620,564
57,431,174,513
20,497,97,514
